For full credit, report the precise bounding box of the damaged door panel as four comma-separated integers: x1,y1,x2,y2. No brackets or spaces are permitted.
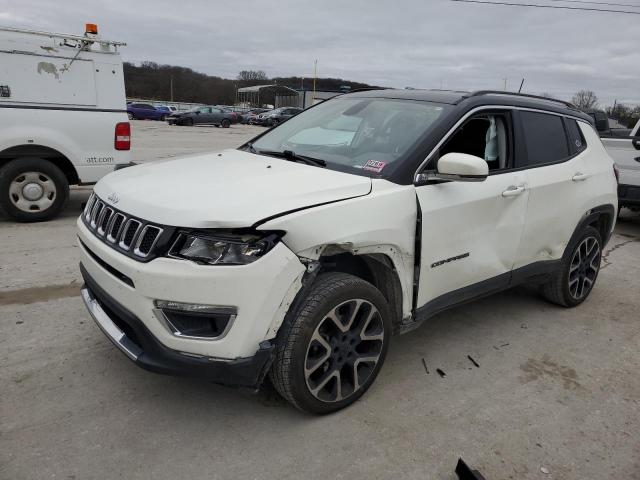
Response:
415,172,529,307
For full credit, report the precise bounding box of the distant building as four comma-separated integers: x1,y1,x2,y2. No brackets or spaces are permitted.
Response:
236,84,346,109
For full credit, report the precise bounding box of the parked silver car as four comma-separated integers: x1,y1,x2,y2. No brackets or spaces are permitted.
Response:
167,106,235,127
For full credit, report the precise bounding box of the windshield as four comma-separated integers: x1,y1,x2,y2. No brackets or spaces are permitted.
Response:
249,97,448,176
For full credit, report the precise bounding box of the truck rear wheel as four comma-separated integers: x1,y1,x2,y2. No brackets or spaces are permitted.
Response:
0,158,69,222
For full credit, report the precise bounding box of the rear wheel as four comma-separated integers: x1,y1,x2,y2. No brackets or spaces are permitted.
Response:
541,226,602,307
0,157,69,222
270,272,391,414
221,119,231,128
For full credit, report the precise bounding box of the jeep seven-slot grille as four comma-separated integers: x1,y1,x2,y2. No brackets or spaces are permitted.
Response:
83,193,165,260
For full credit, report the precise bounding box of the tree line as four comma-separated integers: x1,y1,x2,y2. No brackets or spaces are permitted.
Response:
570,90,639,128
124,63,374,105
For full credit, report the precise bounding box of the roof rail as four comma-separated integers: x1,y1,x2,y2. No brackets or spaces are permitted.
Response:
428,88,470,94
0,26,126,47
347,87,390,93
465,90,577,110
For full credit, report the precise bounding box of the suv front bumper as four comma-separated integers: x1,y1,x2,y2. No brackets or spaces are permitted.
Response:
77,217,305,364
80,265,274,387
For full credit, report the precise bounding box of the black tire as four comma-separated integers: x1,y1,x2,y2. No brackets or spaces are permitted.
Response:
270,272,392,414
0,157,69,222
541,226,602,307
221,119,231,128
128,112,135,120
160,115,166,121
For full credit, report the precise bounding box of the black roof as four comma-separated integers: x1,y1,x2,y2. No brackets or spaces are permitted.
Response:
345,88,592,122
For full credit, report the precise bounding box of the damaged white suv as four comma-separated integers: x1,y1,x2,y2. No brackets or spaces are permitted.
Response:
78,89,617,414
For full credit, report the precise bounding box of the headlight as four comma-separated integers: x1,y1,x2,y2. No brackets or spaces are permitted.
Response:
168,231,280,265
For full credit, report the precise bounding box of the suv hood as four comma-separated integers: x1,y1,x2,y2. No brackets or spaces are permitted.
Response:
94,150,372,228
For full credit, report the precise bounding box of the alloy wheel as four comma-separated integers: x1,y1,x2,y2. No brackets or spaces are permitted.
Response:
568,236,600,300
9,171,57,213
304,299,384,403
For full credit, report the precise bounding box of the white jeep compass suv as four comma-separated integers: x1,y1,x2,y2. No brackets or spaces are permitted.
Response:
78,90,618,414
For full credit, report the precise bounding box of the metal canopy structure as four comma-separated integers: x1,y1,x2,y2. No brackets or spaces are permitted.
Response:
236,84,298,108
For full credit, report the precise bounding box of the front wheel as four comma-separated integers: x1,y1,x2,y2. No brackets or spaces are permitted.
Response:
0,158,69,222
270,272,391,414
541,226,602,307
221,119,231,128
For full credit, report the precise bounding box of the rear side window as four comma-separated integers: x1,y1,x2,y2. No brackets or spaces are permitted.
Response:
519,111,569,167
565,119,587,154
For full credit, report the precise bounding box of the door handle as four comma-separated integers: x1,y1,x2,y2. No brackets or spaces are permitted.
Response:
502,185,525,197
572,172,590,182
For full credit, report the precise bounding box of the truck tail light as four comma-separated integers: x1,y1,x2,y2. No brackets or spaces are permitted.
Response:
115,122,131,150
613,164,619,184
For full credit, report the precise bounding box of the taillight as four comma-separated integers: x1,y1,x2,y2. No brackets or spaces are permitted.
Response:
115,122,131,150
613,164,619,184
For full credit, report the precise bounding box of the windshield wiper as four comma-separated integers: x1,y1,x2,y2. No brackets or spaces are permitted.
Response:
254,148,327,168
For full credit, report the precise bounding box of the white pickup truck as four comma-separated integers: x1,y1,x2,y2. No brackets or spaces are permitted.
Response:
589,111,640,210
0,24,131,222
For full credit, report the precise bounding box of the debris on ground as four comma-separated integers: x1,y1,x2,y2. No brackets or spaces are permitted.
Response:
455,458,487,480
421,358,429,374
467,355,480,368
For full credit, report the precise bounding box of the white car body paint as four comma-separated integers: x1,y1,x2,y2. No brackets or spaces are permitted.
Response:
0,27,130,183
259,179,417,319
416,170,529,305
94,149,372,228
77,96,618,373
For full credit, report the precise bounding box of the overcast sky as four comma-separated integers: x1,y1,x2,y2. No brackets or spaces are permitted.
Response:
1,0,638,106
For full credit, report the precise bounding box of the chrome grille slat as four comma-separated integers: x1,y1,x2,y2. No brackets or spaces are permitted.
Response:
133,225,163,258
90,201,104,228
119,219,142,251
107,213,126,243
83,194,164,260
97,207,113,236
84,194,96,221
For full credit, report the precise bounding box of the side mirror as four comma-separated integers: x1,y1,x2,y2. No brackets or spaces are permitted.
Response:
429,152,489,182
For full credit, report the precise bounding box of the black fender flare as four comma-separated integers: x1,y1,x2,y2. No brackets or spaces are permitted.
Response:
565,204,616,255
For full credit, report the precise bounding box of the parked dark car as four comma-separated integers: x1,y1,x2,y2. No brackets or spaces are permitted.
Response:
167,106,235,127
241,108,270,124
127,103,168,121
266,107,303,126
250,109,276,126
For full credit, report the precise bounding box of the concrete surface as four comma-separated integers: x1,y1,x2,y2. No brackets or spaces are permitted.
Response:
1,121,639,480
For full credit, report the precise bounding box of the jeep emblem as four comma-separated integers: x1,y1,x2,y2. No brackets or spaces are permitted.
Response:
107,192,119,204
